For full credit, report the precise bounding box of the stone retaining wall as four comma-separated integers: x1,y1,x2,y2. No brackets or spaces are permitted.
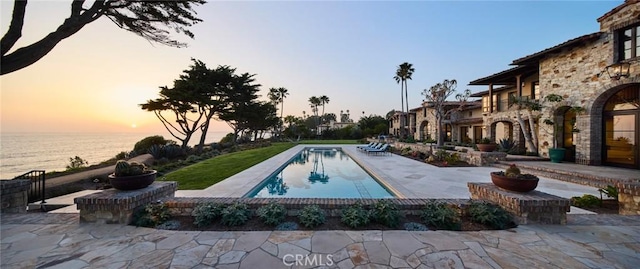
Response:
0,179,30,213
162,197,471,217
616,182,640,215
468,182,570,225
388,141,506,166
75,181,177,224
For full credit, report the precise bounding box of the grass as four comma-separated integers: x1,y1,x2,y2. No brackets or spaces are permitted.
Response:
161,143,296,190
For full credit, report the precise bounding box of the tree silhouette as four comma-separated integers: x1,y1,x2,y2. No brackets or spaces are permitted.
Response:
2,0,205,75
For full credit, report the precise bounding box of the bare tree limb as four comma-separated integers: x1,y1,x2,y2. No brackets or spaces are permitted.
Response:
1,0,28,56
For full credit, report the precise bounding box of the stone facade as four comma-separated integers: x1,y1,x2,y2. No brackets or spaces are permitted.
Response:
74,181,177,224
409,103,483,143
470,1,640,167
0,179,30,213
468,182,570,225
616,181,640,215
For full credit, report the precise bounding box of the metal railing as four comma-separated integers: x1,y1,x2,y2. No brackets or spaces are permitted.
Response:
13,170,46,204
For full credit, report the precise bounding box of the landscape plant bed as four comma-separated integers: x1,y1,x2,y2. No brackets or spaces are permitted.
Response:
149,215,503,231
574,199,619,215
391,152,475,168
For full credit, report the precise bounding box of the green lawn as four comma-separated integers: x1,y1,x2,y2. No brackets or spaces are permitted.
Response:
160,143,295,190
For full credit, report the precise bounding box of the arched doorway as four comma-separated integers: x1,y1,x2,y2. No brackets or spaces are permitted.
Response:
603,85,639,169
419,121,430,141
554,106,577,162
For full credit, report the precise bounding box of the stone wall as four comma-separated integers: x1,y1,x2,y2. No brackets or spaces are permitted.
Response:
389,141,506,166
0,179,30,213
468,182,570,225
616,181,640,215
75,181,177,224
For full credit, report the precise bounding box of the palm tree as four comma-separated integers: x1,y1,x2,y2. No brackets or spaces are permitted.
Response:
268,87,289,138
308,96,322,135
319,95,330,123
394,62,415,138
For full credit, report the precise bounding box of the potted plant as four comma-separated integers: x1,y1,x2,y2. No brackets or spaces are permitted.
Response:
108,160,157,190
490,164,539,192
476,137,497,152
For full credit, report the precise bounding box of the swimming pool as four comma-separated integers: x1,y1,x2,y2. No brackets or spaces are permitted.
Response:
246,147,395,198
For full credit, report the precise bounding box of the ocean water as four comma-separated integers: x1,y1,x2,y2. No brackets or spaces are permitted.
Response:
0,132,227,179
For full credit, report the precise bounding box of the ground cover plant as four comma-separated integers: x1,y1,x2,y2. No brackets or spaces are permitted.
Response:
144,200,517,232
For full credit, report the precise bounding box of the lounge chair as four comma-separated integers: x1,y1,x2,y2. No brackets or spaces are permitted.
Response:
356,142,375,150
366,144,389,155
360,143,384,152
359,142,380,151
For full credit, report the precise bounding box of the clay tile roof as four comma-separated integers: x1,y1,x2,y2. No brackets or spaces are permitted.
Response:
511,32,603,65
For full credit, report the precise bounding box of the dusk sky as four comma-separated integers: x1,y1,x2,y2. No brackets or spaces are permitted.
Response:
0,0,622,136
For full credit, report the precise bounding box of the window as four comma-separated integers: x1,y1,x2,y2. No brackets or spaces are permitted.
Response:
492,94,498,112
532,81,539,100
508,92,517,106
617,24,640,61
423,108,426,117
482,96,489,112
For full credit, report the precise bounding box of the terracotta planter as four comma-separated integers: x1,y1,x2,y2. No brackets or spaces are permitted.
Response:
476,143,497,152
108,170,157,191
490,172,539,192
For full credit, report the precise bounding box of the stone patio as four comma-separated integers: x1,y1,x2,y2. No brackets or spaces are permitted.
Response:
2,213,639,268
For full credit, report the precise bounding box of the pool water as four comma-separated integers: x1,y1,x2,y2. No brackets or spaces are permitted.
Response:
246,148,395,198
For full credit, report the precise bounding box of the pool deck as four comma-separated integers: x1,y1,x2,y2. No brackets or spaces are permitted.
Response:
176,145,602,214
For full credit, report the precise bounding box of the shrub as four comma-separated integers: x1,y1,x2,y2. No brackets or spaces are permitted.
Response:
370,200,402,227
257,202,287,226
571,194,602,208
434,149,449,162
134,135,168,154
444,153,460,164
275,222,299,231
298,205,326,228
185,155,201,163
421,201,461,230
221,202,250,226
498,138,516,152
66,156,88,170
468,201,514,230
598,185,619,201
341,203,370,228
404,222,428,231
132,202,171,227
192,202,225,227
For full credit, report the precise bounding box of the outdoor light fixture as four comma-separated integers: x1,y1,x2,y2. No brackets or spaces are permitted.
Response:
604,62,631,80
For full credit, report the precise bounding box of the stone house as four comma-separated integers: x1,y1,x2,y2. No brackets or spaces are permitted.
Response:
400,100,483,143
469,0,640,170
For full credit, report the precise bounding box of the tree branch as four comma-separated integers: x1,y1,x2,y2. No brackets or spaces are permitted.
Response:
1,0,28,56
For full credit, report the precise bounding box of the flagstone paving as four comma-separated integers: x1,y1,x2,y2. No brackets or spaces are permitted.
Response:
2,213,640,268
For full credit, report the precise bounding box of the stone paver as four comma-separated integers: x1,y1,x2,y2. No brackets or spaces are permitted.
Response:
2,212,640,269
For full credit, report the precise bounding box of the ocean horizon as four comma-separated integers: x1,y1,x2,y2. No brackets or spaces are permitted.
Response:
0,131,229,179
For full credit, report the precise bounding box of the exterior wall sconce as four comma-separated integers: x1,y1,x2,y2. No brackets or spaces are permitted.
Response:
603,62,631,80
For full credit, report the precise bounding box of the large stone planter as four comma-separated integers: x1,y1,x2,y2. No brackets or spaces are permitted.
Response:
109,171,157,191
490,172,539,192
476,143,497,152
548,148,566,163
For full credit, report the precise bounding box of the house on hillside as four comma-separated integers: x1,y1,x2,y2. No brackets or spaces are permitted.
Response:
469,0,639,169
